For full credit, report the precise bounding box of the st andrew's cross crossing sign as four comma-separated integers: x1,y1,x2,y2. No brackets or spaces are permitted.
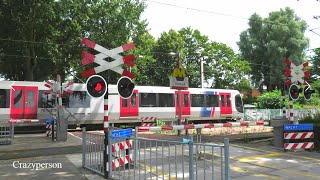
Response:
81,38,135,79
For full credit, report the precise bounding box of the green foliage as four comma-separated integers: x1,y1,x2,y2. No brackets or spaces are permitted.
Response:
132,32,157,85
238,7,309,91
0,0,147,82
310,48,320,81
300,113,320,151
256,85,320,109
206,42,251,89
179,27,209,87
257,90,283,109
156,120,165,127
152,29,184,86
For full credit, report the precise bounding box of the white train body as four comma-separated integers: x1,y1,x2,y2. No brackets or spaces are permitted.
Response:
0,80,244,125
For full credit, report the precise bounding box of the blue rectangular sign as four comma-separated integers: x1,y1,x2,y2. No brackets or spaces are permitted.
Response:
284,124,313,131
111,128,132,140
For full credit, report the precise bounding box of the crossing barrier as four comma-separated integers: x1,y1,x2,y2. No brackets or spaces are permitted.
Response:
9,119,39,123
138,121,267,132
283,124,314,151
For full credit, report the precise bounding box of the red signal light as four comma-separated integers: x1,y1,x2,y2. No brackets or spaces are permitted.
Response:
95,83,102,91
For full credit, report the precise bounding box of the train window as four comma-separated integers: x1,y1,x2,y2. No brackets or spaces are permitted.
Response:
14,90,22,108
0,89,10,108
235,94,244,113
184,94,189,107
38,91,90,108
27,90,35,107
131,94,136,107
158,93,174,107
190,94,204,107
139,93,156,107
65,91,90,108
122,98,128,107
38,90,55,108
220,95,225,107
227,95,231,107
204,94,219,107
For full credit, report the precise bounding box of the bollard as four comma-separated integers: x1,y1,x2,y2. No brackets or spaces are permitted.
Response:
82,127,86,167
134,126,138,168
106,127,112,179
224,138,230,180
188,136,194,180
11,122,14,140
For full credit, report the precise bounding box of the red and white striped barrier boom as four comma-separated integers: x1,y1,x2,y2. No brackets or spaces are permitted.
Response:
138,121,268,132
62,82,74,95
81,38,135,79
9,119,40,124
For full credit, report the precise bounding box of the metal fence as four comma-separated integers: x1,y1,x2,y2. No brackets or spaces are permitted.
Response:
0,122,14,145
82,127,230,180
82,127,104,175
244,108,320,121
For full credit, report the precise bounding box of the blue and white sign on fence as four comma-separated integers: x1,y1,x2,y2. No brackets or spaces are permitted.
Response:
284,124,313,131
111,128,133,140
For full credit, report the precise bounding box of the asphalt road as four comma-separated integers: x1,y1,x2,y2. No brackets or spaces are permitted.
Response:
0,131,319,180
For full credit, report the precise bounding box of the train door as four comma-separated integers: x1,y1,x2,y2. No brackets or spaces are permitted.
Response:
120,90,139,118
175,91,190,116
10,86,38,119
220,92,232,116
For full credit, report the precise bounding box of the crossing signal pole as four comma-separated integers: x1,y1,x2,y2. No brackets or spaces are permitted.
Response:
81,37,136,178
284,57,315,124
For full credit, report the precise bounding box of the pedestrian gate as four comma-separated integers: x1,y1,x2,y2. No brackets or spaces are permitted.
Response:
0,122,14,145
82,127,230,180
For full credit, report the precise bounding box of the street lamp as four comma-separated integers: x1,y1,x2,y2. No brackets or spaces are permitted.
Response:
169,52,183,136
201,57,204,88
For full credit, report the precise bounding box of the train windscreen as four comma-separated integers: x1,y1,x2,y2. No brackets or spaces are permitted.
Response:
235,94,244,113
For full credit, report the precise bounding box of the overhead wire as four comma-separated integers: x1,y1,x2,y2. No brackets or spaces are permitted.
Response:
145,0,318,30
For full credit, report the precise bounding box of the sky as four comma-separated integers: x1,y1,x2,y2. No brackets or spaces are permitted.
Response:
141,0,320,53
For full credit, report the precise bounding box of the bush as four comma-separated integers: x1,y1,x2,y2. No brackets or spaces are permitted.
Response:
299,114,320,152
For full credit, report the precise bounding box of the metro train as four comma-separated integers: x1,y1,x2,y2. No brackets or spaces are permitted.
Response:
0,80,244,126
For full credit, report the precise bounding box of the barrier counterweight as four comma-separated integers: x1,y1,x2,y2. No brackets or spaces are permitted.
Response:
283,124,314,151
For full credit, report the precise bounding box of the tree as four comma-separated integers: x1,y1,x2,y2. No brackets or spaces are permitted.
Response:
0,0,147,82
205,42,251,89
310,48,320,81
132,32,157,85
238,7,309,91
179,27,209,87
152,29,184,86
0,0,58,81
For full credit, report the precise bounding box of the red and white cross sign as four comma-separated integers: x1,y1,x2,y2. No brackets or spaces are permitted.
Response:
62,82,74,96
44,80,54,95
284,58,310,86
81,38,135,79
